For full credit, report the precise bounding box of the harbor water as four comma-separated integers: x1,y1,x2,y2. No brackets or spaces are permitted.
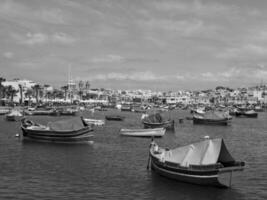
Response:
0,109,267,200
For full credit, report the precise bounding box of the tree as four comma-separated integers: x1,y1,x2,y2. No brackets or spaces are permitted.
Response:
18,84,23,105
43,84,50,102
78,80,84,100
25,88,33,106
61,86,68,101
32,84,41,105
5,85,18,105
0,77,6,99
85,81,90,91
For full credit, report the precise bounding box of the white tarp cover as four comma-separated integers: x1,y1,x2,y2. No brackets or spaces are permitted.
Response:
47,117,85,131
164,138,235,167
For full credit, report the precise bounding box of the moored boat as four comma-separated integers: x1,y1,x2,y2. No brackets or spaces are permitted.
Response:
105,115,125,121
27,109,59,116
83,118,105,126
120,127,165,137
0,107,10,115
148,138,245,187
58,107,77,116
20,117,93,143
5,110,23,121
193,111,232,126
142,113,174,130
235,110,258,118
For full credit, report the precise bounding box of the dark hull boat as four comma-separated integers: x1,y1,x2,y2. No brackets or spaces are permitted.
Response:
105,115,125,121
148,138,245,187
193,112,232,126
193,116,230,125
21,117,93,143
235,110,258,118
142,113,175,130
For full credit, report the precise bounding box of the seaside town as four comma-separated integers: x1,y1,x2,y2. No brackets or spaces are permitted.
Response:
1,76,267,109
1,1,267,199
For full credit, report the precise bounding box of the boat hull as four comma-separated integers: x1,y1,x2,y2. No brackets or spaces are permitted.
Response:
105,116,125,121
235,112,258,118
21,132,93,143
193,117,230,125
150,159,229,187
120,128,165,137
143,120,174,130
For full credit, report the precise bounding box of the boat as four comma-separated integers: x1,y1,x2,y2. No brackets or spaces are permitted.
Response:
120,105,132,112
119,127,166,137
20,117,93,143
5,110,23,121
193,111,232,126
27,109,59,116
0,107,10,115
148,138,245,187
83,118,105,126
58,107,77,116
142,113,174,130
235,110,258,118
254,106,263,112
105,115,125,121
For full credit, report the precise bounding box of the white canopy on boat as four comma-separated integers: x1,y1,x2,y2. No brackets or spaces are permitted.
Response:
164,138,235,167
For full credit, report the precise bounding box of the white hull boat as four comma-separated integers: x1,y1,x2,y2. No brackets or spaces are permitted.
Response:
120,128,165,137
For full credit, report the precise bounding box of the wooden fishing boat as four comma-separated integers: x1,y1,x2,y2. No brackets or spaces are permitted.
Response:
105,115,125,121
20,117,93,143
142,113,174,130
235,110,258,118
143,120,174,130
0,108,10,115
120,127,165,137
27,109,59,116
120,105,132,112
83,118,105,126
193,112,231,126
5,110,23,121
148,138,245,187
58,108,77,116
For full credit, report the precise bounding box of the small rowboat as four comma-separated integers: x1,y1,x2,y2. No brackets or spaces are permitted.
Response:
148,138,245,187
120,128,165,137
105,115,125,121
235,110,258,118
83,118,105,126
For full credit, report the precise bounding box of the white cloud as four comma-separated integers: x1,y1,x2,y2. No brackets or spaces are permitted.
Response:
24,32,48,45
12,32,76,45
176,74,185,80
141,18,220,38
89,71,167,81
153,0,239,18
91,54,125,63
38,9,66,24
3,52,14,59
52,32,76,44
217,44,267,59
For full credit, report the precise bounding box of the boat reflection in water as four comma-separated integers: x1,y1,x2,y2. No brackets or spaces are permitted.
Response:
148,138,245,188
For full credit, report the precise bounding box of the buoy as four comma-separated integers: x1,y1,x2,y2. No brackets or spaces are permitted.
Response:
15,134,20,137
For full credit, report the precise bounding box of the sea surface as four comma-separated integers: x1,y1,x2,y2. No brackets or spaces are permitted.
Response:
0,109,267,200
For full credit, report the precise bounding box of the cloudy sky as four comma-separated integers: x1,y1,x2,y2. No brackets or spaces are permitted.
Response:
1,0,267,90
